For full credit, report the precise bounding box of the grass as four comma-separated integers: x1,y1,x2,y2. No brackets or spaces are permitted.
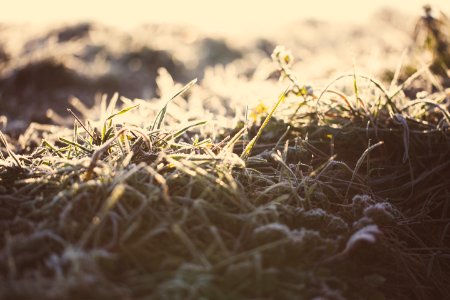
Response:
1,10,450,300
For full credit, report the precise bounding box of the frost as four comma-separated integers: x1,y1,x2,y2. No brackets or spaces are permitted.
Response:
352,216,375,229
345,225,382,253
253,223,291,242
364,202,396,224
351,194,374,217
298,208,348,234
303,208,327,218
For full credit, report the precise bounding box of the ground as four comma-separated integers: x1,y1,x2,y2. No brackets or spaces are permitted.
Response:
0,7,449,300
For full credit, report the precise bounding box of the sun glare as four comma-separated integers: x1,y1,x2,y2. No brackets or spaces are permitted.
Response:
1,1,450,299
1,0,448,34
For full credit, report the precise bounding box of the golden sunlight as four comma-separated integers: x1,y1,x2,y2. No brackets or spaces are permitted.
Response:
1,0,448,34
1,1,450,299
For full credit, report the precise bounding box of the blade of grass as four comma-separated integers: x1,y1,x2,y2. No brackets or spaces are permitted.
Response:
345,141,384,202
162,120,207,144
389,49,408,92
222,127,247,153
392,114,410,163
102,104,140,142
0,131,22,167
241,87,289,160
402,98,450,124
42,139,64,158
316,74,400,117
73,121,79,156
353,63,359,109
67,108,95,140
105,104,140,122
106,92,119,116
59,137,94,154
151,78,197,131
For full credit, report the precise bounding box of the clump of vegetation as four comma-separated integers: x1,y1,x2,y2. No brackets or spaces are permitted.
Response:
414,5,450,79
1,9,450,300
383,5,450,96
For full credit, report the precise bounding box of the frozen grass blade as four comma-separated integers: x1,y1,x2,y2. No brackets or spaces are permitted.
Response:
105,104,140,122
162,120,208,144
345,141,384,202
42,139,64,158
84,127,151,180
67,108,95,140
402,98,450,124
392,114,410,163
102,103,140,142
241,87,289,160
151,78,197,131
59,137,94,154
316,74,400,116
222,127,247,153
0,130,22,167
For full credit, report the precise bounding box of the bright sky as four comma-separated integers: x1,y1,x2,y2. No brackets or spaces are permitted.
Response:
1,0,449,34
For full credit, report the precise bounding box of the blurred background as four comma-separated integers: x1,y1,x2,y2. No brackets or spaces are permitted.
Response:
0,1,449,131
1,0,448,35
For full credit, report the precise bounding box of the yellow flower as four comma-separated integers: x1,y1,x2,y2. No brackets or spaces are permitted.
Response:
250,101,269,122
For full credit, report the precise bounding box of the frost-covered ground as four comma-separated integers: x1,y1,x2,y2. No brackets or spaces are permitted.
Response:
0,8,415,129
0,7,449,300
